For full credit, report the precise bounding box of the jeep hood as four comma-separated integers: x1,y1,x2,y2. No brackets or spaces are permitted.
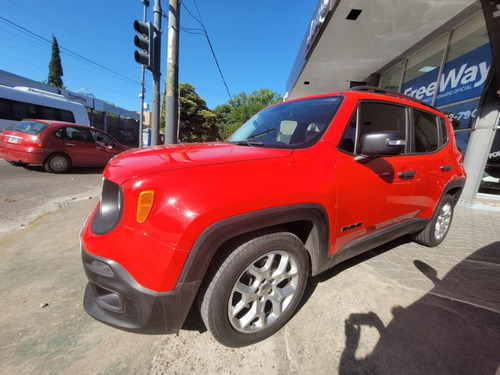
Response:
103,142,293,184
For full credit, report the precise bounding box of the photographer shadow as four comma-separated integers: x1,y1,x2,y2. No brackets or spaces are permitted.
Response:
338,242,500,374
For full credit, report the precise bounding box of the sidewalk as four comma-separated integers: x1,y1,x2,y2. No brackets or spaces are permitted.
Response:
0,199,499,374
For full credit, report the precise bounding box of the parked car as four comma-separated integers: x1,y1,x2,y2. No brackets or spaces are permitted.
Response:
80,87,466,347
0,119,129,173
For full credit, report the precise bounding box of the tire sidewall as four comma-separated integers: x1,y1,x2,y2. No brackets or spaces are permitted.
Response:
201,232,309,347
44,154,71,173
427,195,455,247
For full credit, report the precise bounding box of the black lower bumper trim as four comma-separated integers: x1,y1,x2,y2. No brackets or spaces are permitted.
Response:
81,247,200,334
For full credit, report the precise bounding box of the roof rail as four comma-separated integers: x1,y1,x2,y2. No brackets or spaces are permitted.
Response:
348,86,436,109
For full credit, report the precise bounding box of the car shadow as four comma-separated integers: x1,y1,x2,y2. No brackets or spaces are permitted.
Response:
337,242,500,374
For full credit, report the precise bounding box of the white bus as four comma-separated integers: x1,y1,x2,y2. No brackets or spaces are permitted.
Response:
0,85,90,131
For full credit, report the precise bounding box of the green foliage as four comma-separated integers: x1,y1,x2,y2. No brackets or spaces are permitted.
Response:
47,36,64,89
160,84,282,142
215,88,283,139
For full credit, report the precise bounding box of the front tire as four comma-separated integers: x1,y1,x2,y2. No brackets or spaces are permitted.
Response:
44,153,71,173
200,232,309,347
413,195,455,247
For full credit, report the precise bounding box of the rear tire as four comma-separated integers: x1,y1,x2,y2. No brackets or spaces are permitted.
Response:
413,195,454,247
44,153,71,173
199,232,309,347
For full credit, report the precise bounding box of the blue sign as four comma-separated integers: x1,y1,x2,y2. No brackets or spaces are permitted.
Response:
402,43,492,106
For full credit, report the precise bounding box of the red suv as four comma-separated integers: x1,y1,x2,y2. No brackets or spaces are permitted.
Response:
80,87,466,347
0,120,128,173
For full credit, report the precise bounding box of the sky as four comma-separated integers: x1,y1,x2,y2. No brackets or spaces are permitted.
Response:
0,0,315,113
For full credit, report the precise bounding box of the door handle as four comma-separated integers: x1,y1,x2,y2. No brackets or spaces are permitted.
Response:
440,164,452,172
398,170,416,180
65,143,75,146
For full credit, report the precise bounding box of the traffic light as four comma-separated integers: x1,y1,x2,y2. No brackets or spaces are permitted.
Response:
134,20,154,72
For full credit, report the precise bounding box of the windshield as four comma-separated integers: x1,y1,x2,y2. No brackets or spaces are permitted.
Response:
227,96,342,148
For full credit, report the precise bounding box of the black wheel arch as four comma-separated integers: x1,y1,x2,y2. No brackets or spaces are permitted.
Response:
438,177,466,208
178,203,331,291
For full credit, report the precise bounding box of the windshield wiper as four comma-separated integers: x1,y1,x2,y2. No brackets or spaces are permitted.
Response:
247,129,274,140
234,140,264,147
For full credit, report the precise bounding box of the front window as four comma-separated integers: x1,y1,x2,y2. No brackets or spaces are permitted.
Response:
90,129,115,146
227,96,343,148
339,101,407,155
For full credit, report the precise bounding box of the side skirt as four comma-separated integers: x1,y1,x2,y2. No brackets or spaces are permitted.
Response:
329,218,428,268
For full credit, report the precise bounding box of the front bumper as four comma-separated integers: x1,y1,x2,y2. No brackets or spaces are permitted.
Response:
81,247,200,334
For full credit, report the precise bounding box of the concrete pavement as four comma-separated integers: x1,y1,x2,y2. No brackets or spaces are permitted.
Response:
0,198,499,374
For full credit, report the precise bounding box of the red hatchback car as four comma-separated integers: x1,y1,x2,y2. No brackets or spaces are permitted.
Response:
0,119,129,173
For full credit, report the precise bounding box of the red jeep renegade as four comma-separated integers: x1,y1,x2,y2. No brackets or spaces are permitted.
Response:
81,87,466,347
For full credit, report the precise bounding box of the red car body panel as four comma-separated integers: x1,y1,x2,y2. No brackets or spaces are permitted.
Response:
83,141,336,291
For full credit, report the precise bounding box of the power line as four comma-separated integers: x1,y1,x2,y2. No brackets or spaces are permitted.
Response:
0,16,141,86
6,0,131,68
181,0,233,101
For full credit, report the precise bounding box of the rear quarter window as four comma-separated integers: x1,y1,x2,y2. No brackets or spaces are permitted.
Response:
414,109,439,153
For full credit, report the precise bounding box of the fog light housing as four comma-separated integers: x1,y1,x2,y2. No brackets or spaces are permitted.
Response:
91,260,114,277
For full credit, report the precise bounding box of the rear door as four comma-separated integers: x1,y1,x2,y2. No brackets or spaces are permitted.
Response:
410,109,454,218
334,101,416,253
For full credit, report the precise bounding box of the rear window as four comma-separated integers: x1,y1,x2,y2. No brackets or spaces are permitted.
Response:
6,120,49,135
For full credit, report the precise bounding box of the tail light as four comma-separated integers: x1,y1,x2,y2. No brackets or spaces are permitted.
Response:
29,135,43,147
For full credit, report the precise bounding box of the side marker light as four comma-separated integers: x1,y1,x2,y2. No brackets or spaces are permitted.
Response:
137,190,155,223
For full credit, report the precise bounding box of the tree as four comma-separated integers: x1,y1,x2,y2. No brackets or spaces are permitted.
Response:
161,83,219,142
47,35,64,88
215,88,283,139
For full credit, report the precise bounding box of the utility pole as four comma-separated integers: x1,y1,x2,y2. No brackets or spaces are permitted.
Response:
138,0,149,147
151,0,162,145
164,0,180,144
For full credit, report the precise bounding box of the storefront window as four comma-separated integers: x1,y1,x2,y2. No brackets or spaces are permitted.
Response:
379,61,404,92
400,35,448,104
435,22,490,108
440,100,480,131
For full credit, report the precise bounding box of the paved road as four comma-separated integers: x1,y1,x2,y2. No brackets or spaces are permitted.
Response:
0,162,499,374
0,159,103,237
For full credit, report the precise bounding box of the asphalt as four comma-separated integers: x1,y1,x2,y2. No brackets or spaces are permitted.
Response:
0,198,499,374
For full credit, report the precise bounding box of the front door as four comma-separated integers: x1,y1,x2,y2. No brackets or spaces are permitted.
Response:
334,101,416,254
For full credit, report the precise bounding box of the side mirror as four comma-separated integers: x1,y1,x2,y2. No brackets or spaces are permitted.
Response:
357,131,406,160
